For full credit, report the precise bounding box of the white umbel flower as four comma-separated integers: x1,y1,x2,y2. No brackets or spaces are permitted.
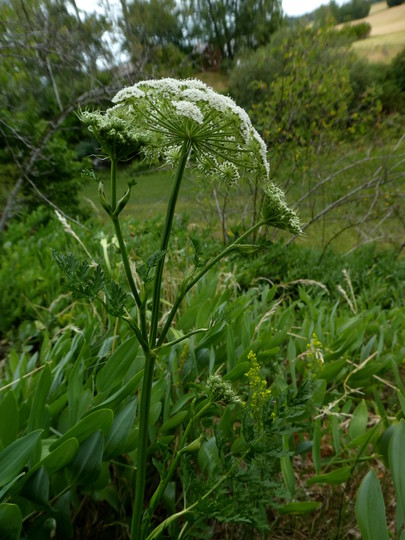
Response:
110,78,270,183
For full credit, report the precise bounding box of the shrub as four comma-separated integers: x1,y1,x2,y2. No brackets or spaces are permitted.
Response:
387,0,404,7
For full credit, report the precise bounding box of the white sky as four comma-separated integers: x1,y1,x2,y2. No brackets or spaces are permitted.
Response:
283,0,347,17
76,0,348,19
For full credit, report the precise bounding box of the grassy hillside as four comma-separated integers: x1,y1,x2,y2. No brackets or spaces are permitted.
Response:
350,1,405,61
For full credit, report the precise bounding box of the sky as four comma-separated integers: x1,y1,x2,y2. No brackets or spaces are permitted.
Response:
77,0,348,18
282,0,346,17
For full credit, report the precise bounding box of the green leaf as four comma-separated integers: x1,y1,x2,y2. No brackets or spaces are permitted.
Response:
104,279,128,317
355,469,389,540
277,501,322,515
96,336,139,395
0,503,22,540
307,466,351,486
0,430,43,487
104,400,137,459
40,437,79,475
160,411,188,434
67,431,104,485
223,361,249,382
398,391,405,417
389,419,405,531
28,363,51,433
49,409,113,451
349,400,368,440
93,370,144,411
0,392,18,447
280,436,295,496
198,437,219,476
21,467,49,506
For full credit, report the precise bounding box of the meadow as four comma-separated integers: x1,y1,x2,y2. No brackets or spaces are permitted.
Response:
1,5,405,540
350,1,405,61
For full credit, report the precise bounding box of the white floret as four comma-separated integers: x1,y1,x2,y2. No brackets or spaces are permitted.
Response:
173,100,204,124
112,86,146,103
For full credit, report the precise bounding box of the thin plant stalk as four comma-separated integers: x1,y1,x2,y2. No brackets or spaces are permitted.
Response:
142,399,212,538
149,140,191,347
131,140,191,540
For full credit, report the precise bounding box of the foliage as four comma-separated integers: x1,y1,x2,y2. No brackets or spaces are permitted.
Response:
0,0,116,225
331,0,371,22
228,24,382,189
182,0,283,60
338,21,372,40
119,0,193,77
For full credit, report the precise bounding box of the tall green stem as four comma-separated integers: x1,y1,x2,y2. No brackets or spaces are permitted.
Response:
109,158,147,339
111,158,117,211
149,141,191,347
142,400,212,538
131,351,156,540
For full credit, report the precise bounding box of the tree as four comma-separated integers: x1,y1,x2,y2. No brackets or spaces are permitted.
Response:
0,0,124,232
118,0,192,76
183,0,283,60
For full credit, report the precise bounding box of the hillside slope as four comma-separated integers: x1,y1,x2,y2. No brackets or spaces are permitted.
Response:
349,1,405,62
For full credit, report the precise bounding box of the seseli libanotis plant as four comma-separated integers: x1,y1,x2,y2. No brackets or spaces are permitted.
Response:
69,78,300,539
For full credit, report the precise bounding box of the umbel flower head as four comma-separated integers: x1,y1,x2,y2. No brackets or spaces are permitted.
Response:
109,78,270,182
80,78,300,234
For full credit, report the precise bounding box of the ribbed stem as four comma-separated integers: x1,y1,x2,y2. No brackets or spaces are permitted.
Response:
130,352,156,540
149,141,191,347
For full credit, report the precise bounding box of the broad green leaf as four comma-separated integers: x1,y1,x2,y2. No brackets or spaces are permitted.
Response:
398,391,405,417
170,393,194,416
0,430,43,487
355,469,389,540
93,370,144,411
68,353,85,428
49,409,113,451
104,400,137,459
321,359,347,383
223,361,249,382
96,336,139,395
149,402,162,426
198,437,219,476
349,400,368,440
67,431,104,485
160,411,188,434
0,473,26,503
28,363,51,433
0,392,18,447
0,503,22,540
307,466,351,486
21,467,49,506
389,419,405,532
280,436,295,496
40,437,79,475
277,501,322,515
377,425,395,467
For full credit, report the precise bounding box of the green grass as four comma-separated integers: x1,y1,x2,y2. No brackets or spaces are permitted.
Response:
80,133,405,253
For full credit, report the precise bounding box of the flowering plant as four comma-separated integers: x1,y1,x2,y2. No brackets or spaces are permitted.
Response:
70,78,301,539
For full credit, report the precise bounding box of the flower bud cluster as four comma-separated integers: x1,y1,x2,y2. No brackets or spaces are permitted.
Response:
261,183,302,235
207,373,244,407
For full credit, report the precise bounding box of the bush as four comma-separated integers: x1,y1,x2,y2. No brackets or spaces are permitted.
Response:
339,21,372,40
387,0,404,7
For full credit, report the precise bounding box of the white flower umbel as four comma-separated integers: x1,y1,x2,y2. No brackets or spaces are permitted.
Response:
110,78,270,183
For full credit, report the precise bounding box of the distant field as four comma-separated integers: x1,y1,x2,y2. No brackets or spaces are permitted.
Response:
348,1,405,62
